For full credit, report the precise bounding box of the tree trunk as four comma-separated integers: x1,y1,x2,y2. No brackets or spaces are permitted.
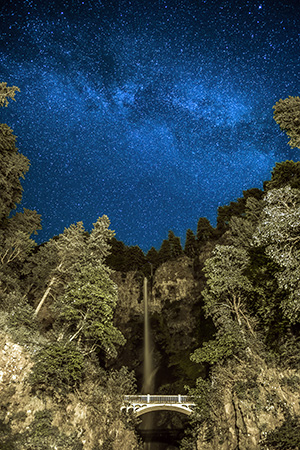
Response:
33,262,63,317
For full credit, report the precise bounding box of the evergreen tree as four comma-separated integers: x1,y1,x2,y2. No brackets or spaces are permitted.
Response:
196,217,214,243
146,246,160,270
105,237,127,271
0,81,20,107
0,85,28,221
0,83,42,308
33,222,87,317
158,239,172,264
124,245,146,270
216,188,263,235
168,230,183,258
264,160,300,191
55,263,125,358
184,228,197,258
273,96,300,148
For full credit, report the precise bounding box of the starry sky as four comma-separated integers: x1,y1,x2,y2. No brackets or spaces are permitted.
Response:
0,0,299,251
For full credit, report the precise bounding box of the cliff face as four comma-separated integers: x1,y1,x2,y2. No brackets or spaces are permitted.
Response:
0,332,139,450
113,255,198,315
196,363,300,450
112,256,208,391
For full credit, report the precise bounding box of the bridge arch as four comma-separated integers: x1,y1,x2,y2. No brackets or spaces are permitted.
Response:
121,395,195,417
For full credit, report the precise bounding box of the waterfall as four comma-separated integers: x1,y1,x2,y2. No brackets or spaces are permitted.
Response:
142,277,154,450
142,277,153,393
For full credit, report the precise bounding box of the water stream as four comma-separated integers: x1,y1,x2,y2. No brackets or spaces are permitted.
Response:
142,277,154,393
141,277,180,450
142,277,154,450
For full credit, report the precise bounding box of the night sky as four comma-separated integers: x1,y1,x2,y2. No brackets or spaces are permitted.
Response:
1,0,299,251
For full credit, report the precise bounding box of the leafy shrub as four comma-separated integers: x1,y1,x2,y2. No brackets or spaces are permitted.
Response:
29,341,84,393
263,414,300,449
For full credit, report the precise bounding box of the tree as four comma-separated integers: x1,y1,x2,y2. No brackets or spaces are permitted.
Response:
0,82,20,107
184,228,197,258
264,160,300,191
196,217,214,243
33,216,115,318
55,263,125,358
158,239,172,264
216,189,263,235
105,237,127,271
273,96,300,148
33,222,87,317
168,230,183,258
0,83,42,309
191,245,257,366
124,245,146,270
0,84,29,221
146,246,160,270
0,209,41,268
253,186,300,324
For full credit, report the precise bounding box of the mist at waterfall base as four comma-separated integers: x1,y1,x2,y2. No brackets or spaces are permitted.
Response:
137,278,187,450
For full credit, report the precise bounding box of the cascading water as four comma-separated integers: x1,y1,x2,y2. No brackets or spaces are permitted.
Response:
140,276,182,449
142,277,154,449
142,277,153,393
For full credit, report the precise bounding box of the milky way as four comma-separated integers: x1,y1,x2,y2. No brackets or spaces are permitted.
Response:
0,0,299,251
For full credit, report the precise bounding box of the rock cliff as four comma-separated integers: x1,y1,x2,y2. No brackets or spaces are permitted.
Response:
0,331,139,449
196,361,300,449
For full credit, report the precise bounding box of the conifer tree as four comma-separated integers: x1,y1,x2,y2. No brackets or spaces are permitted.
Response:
124,245,146,270
184,228,197,258
196,217,214,244
146,246,160,269
264,160,300,191
158,239,172,264
168,230,183,258
0,83,42,307
273,96,300,148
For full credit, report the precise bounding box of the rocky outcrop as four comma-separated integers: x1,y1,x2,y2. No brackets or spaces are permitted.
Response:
152,256,196,308
0,332,139,449
113,255,198,316
196,363,300,449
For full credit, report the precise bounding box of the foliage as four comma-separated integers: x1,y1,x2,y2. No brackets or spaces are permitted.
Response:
16,409,83,450
273,96,300,148
262,414,300,449
158,238,172,263
216,188,263,234
253,186,300,324
191,331,241,365
54,262,125,358
0,84,42,313
264,160,300,191
0,121,29,220
168,230,183,258
184,228,197,258
278,333,300,369
146,246,160,270
29,342,84,393
0,82,20,107
196,217,215,243
0,209,41,267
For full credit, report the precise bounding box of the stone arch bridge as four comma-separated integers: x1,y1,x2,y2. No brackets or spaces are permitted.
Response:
121,395,195,416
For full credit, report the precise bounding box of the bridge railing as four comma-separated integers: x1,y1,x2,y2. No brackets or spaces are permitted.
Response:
124,395,194,404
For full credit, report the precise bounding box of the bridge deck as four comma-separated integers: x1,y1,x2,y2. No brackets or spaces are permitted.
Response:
124,395,194,404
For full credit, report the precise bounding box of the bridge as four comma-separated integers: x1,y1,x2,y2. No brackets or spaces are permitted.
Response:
121,395,195,416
